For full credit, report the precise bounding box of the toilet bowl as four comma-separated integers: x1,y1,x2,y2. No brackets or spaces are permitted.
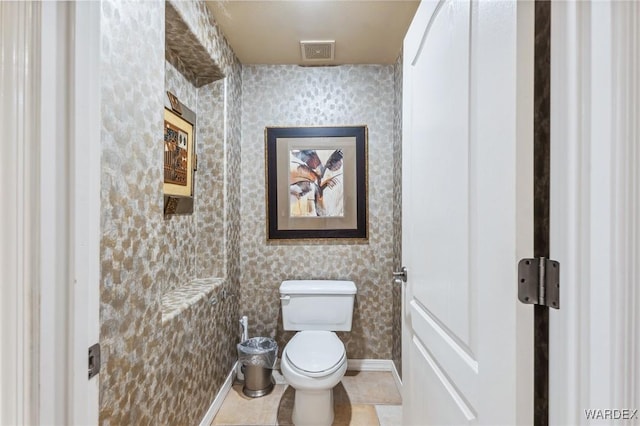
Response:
279,280,357,426
280,331,348,425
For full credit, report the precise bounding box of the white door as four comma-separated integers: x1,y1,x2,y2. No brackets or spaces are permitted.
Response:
401,1,534,424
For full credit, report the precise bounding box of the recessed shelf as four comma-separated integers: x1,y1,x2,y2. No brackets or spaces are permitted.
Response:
161,277,225,323
165,2,224,88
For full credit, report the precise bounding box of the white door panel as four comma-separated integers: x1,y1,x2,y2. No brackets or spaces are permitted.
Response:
402,0,534,424
409,336,475,425
408,0,471,349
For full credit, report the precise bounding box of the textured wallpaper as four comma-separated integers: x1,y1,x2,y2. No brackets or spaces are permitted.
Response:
170,0,238,79
239,65,397,360
100,0,242,424
99,1,166,423
392,53,403,378
165,2,224,87
100,1,402,423
162,60,198,294
222,63,243,297
193,79,226,280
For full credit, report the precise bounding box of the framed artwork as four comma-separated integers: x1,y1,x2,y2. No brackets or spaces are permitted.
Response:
265,126,368,240
164,108,194,197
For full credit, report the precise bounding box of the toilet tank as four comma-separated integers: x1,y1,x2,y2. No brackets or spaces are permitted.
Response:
280,280,357,331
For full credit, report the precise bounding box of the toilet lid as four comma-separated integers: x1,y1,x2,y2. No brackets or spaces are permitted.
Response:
286,331,345,375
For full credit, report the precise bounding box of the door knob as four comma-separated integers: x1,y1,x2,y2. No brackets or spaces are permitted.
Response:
392,266,408,282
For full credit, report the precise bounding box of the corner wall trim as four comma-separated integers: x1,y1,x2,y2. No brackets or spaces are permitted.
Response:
199,362,237,426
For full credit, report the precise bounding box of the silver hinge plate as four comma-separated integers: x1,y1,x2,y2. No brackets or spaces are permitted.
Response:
88,343,101,379
518,258,560,309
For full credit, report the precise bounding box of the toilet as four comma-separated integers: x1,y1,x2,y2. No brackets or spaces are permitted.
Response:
279,280,357,426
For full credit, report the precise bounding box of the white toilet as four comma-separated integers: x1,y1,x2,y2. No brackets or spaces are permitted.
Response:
279,280,357,426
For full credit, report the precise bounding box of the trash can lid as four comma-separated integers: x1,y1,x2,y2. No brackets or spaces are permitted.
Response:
285,331,345,375
238,337,277,354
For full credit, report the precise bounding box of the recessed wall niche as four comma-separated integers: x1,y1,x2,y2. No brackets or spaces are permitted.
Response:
164,2,224,216
162,1,227,294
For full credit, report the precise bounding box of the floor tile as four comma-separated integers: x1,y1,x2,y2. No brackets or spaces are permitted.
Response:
375,405,402,426
272,368,288,385
212,384,286,425
213,370,402,425
275,385,294,425
340,371,402,405
333,404,379,426
276,385,380,426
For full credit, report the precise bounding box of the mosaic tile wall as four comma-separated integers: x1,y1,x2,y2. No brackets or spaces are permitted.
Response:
392,53,403,378
239,65,397,360
170,0,239,80
159,277,240,426
99,1,165,423
100,0,242,424
193,79,226,280
100,1,402,423
222,66,243,303
162,60,198,295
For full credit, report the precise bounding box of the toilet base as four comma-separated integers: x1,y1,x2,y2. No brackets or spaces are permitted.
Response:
292,388,334,426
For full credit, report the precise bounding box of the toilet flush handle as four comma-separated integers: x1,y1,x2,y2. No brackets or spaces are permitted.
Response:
280,295,291,301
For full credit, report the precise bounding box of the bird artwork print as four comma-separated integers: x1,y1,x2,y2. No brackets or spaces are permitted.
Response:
289,148,344,217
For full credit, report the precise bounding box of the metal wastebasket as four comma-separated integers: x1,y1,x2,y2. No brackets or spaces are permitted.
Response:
237,337,278,397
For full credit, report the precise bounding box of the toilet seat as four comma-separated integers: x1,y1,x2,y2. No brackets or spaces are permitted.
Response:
285,331,346,378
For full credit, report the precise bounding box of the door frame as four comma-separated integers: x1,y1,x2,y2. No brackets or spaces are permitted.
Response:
67,2,101,423
1,2,41,423
0,2,101,424
549,1,640,423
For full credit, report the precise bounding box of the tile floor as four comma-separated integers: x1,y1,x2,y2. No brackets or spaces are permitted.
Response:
212,370,402,426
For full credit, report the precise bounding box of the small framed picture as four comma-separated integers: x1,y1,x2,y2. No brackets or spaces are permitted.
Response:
164,108,194,197
265,126,368,240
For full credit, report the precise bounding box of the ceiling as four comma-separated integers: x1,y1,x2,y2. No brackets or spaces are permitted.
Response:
205,1,420,65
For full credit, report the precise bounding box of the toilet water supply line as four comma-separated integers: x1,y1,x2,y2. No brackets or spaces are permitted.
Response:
237,316,249,380
240,315,249,341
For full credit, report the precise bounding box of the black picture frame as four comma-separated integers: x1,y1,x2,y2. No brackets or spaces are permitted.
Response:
265,126,368,240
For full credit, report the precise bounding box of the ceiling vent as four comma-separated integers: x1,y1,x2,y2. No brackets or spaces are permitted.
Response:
300,40,335,61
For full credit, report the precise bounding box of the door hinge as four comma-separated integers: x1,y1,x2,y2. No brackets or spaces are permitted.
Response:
518,258,560,309
88,343,101,379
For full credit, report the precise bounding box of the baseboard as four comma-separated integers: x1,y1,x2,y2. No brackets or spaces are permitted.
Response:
390,360,403,393
199,361,237,426
347,359,403,394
